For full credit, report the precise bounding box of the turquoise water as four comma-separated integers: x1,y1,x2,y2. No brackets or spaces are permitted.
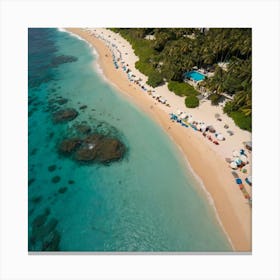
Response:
28,28,231,252
184,71,205,81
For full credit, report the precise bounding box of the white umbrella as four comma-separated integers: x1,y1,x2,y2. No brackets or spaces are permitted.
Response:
216,134,225,141
235,158,242,165
232,150,239,157
180,113,188,119
176,110,182,115
200,124,206,132
239,154,248,163
230,161,238,169
247,176,252,184
152,93,160,98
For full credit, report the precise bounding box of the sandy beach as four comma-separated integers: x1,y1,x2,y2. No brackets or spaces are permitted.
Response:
66,28,252,252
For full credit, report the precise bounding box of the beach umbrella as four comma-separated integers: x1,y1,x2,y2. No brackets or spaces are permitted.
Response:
239,154,248,163
200,124,206,132
176,109,182,115
240,149,246,155
227,130,234,136
235,158,242,165
231,171,239,178
215,113,220,119
232,150,239,157
246,176,252,185
236,178,242,185
180,113,187,119
208,126,216,133
216,134,225,141
230,161,238,169
244,141,252,151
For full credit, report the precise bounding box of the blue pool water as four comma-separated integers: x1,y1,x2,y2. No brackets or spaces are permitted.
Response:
184,71,205,81
28,28,231,252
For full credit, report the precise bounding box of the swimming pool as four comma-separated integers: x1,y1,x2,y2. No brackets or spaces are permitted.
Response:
184,71,205,82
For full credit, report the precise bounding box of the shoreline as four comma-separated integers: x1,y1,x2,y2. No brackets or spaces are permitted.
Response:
65,28,252,252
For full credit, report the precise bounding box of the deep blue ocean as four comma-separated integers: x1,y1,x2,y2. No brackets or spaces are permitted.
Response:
28,28,232,252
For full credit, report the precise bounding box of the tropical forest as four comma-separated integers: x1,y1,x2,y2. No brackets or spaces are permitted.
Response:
110,28,252,131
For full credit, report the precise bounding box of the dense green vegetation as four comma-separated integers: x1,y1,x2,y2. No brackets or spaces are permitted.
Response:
168,81,199,97
145,70,164,87
208,93,222,105
111,28,252,131
226,111,252,132
224,95,252,131
110,28,164,87
185,96,199,108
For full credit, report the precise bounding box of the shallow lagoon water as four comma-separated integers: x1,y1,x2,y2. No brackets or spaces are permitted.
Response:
28,28,231,252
